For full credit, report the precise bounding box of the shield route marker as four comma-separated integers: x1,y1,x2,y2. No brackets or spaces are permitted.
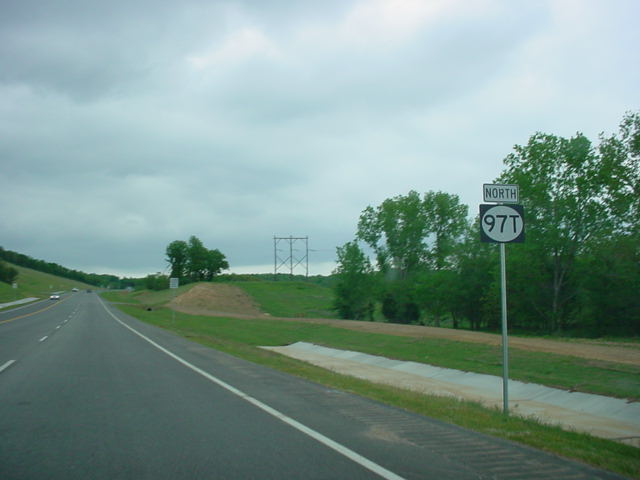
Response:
480,204,525,243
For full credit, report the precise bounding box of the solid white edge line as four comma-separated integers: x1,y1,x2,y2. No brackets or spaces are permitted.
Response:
0,359,16,373
98,298,406,480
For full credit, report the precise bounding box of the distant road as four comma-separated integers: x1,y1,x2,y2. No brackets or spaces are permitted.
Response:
0,293,627,479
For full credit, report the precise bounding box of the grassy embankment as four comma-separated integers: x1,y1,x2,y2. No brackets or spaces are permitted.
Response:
0,263,93,307
102,282,640,479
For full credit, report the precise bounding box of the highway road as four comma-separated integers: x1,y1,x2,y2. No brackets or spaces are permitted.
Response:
0,292,628,479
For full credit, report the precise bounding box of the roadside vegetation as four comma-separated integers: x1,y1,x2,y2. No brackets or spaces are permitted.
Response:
0,263,92,306
103,288,640,400
333,112,640,337
236,281,338,319
0,246,121,288
109,301,640,479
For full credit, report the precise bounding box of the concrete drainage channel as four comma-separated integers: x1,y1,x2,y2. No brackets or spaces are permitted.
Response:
0,297,40,309
262,342,640,447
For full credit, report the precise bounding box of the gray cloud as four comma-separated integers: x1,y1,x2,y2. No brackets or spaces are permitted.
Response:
1,0,639,277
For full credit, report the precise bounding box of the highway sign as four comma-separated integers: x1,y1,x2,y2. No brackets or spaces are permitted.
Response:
483,184,519,203
479,185,524,414
480,204,525,243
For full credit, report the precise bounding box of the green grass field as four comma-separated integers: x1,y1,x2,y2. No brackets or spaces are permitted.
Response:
0,264,93,306
235,280,339,318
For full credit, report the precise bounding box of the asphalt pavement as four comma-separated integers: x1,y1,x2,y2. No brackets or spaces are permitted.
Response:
0,292,630,479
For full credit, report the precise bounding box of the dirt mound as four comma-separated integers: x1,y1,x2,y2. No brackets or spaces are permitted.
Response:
170,283,265,317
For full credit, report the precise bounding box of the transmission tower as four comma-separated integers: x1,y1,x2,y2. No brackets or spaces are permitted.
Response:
273,236,308,279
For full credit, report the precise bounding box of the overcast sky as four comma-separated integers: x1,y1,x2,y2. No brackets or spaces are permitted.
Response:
1,0,639,278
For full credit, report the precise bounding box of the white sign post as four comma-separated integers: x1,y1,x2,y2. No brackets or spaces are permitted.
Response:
169,277,179,322
480,187,525,415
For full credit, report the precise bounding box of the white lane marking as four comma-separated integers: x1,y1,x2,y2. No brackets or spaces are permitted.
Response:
39,336,48,342
98,298,406,480
0,360,16,373
56,325,61,329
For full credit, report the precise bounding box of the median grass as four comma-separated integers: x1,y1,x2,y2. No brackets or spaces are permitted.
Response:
114,303,639,478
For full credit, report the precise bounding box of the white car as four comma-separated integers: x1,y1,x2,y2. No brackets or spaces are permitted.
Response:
49,294,60,300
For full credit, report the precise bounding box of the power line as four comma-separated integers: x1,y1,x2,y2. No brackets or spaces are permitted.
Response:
273,236,308,279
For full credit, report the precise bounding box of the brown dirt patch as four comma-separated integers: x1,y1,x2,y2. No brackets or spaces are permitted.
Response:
170,283,265,317
169,283,640,366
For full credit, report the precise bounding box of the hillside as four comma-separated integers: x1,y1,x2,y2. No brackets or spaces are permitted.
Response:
0,263,93,304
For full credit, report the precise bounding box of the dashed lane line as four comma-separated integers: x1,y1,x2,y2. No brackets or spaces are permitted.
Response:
0,295,71,325
0,360,16,374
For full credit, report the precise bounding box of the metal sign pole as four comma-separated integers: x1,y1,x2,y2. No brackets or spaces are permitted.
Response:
500,243,509,414
481,184,523,417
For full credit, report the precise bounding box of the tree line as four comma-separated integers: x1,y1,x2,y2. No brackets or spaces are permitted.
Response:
0,247,120,288
333,111,640,337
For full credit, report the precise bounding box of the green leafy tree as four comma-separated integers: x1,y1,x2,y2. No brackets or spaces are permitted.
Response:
380,280,421,324
357,190,429,278
418,192,468,326
422,191,468,270
0,259,18,285
332,241,375,320
187,235,209,281
165,240,188,279
203,248,229,280
576,235,640,336
452,223,497,330
415,269,456,326
357,191,428,323
167,236,229,282
598,111,640,236
145,273,169,291
357,190,469,324
577,111,640,336
498,132,608,331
